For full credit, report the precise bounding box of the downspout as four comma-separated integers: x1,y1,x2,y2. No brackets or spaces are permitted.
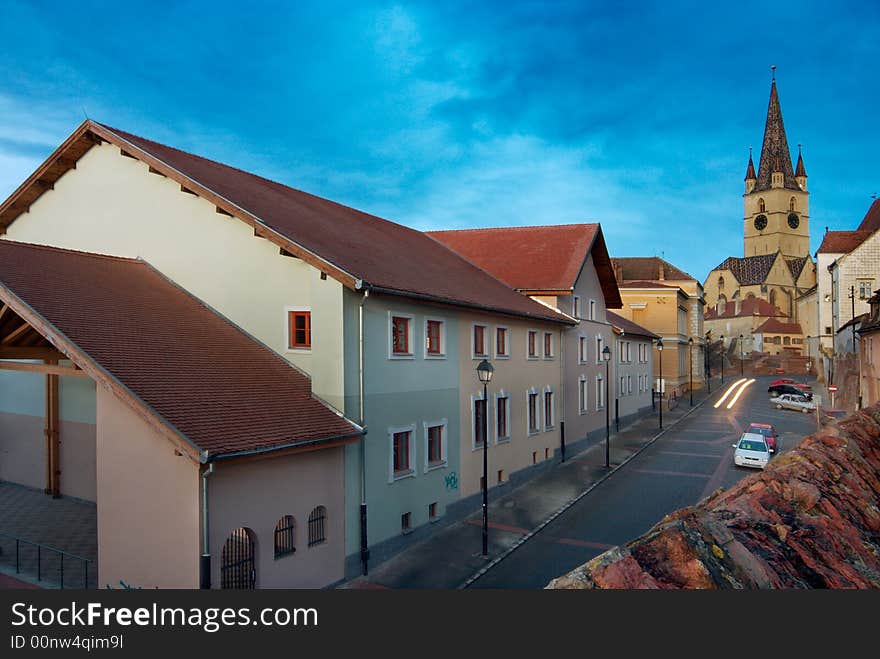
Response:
358,289,370,575
559,325,565,462
200,462,214,589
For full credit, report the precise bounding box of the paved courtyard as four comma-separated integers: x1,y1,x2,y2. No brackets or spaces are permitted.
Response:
0,481,97,588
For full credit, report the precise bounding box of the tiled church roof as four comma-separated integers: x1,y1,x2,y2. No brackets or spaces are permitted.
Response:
704,297,786,320
753,80,801,192
785,256,809,281
714,254,778,285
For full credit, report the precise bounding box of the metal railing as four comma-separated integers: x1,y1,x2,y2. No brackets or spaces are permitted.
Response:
0,531,93,589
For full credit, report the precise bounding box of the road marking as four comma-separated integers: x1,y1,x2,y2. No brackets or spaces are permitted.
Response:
630,468,711,479
714,378,747,408
466,519,528,535
556,538,614,550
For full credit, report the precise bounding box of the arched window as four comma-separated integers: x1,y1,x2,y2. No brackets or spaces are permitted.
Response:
790,197,797,211
769,289,777,308
746,292,755,300
718,276,725,292
308,506,327,547
717,295,727,315
221,527,256,589
758,198,766,212
274,515,296,559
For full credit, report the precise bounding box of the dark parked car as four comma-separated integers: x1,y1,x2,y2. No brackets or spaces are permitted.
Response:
768,383,812,399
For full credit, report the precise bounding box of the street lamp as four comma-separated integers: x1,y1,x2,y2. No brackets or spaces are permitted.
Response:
476,358,494,557
704,332,711,394
657,338,663,429
739,334,744,377
720,334,725,384
602,345,611,468
688,337,694,406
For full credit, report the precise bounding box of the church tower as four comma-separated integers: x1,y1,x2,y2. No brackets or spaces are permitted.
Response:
743,75,810,259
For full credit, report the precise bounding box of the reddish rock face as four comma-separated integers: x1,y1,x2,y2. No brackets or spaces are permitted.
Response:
547,406,880,589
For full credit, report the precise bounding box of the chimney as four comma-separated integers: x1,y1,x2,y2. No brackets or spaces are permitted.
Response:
657,261,665,281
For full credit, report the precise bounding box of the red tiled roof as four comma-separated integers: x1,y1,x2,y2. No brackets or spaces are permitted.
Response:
606,311,659,340
753,318,802,335
0,240,361,458
857,198,880,234
96,124,571,325
704,297,785,320
611,257,695,282
426,224,622,308
816,230,871,255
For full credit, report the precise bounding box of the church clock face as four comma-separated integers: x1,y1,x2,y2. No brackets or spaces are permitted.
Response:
754,214,768,231
788,212,800,229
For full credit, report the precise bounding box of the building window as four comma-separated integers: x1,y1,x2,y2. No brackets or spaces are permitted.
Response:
527,390,540,434
220,527,256,590
596,336,604,364
718,276,724,292
473,324,488,358
589,299,596,320
401,512,411,533
496,327,510,358
619,376,626,396
790,196,797,211
573,296,581,319
424,421,447,471
308,506,327,547
859,281,873,299
758,198,766,212
274,515,296,559
578,377,588,414
390,314,413,357
474,397,488,448
497,469,505,483
428,503,438,521
527,330,538,359
544,332,554,359
389,427,415,481
543,389,555,429
579,336,587,364
425,319,445,357
496,394,510,441
596,375,605,410
627,375,633,395
287,310,311,349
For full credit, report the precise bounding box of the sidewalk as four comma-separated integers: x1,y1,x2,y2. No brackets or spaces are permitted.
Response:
341,381,721,589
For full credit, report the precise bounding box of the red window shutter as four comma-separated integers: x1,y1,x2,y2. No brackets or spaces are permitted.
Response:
496,328,506,355
427,321,441,354
393,317,409,354
474,326,485,355
528,331,536,357
290,311,311,348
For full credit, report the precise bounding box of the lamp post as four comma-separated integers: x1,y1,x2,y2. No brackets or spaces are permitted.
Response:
476,359,494,557
739,334,744,377
704,332,711,394
688,337,694,406
602,345,611,468
657,338,663,429
720,334,724,384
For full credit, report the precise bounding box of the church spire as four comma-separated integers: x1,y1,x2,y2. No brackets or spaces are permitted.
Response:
795,144,807,178
744,147,756,180
754,74,798,191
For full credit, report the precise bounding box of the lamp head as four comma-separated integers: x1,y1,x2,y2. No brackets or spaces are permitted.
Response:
657,338,663,352
476,359,494,384
602,345,611,362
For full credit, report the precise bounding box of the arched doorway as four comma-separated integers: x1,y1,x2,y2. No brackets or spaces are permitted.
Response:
221,527,256,589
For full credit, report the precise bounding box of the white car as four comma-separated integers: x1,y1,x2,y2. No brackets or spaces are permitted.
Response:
732,432,772,470
770,393,816,413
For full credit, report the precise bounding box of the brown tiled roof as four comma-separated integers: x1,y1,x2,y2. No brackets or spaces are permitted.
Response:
611,257,695,283
857,198,880,234
753,318,802,335
618,280,679,290
0,121,571,326
744,151,756,181
704,297,785,320
836,313,867,333
795,150,807,178
713,254,778,285
0,240,361,458
753,80,801,192
427,224,622,308
606,311,659,340
785,256,809,280
816,230,871,254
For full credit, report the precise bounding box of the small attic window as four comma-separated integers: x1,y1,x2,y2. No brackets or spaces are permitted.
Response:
758,198,766,212
718,276,725,292
790,197,797,211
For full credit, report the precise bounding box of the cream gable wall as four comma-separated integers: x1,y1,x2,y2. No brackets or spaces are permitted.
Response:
4,143,345,409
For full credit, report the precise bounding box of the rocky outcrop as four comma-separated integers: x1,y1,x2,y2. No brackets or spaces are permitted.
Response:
548,405,880,589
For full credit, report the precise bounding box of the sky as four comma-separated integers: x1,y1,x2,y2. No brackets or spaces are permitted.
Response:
1,1,878,281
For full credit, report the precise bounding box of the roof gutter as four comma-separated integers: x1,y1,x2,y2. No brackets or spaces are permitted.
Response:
205,430,364,463
365,285,575,326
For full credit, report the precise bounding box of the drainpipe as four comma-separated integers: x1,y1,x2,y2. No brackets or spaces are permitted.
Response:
200,462,214,589
559,325,565,462
358,289,370,575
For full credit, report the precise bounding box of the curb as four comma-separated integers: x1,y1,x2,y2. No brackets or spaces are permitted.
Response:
457,385,723,589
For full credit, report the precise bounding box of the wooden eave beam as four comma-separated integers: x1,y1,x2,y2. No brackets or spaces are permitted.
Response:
0,361,88,377
0,346,66,360
1,321,32,345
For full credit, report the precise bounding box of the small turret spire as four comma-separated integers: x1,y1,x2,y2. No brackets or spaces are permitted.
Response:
745,146,756,180
795,143,807,178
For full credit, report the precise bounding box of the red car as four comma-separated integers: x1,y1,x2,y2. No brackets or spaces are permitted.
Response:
747,423,779,453
769,378,811,391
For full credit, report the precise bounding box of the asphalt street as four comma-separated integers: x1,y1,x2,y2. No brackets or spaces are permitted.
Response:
470,374,819,588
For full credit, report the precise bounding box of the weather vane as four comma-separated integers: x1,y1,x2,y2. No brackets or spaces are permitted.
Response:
771,64,776,80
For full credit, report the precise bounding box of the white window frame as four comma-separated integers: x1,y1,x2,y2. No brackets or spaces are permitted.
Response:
494,326,511,359
589,299,597,321
578,376,588,415
495,391,511,443
595,335,605,365
284,305,312,353
388,424,417,483
543,331,555,360
619,375,626,397
470,392,490,450
526,329,540,360
471,323,489,360
526,387,541,436
578,335,588,365
543,386,556,430
596,374,605,410
627,374,633,395
572,296,581,319
423,317,447,360
422,419,448,473
388,311,415,360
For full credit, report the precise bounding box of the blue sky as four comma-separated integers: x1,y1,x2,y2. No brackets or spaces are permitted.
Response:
1,1,878,281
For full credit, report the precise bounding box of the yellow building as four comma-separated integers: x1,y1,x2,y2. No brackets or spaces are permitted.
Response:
703,76,816,340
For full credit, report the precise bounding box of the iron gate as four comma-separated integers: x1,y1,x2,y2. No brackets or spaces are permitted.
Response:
220,527,255,589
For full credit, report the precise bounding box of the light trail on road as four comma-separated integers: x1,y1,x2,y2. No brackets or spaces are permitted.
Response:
713,378,747,408
726,378,756,409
